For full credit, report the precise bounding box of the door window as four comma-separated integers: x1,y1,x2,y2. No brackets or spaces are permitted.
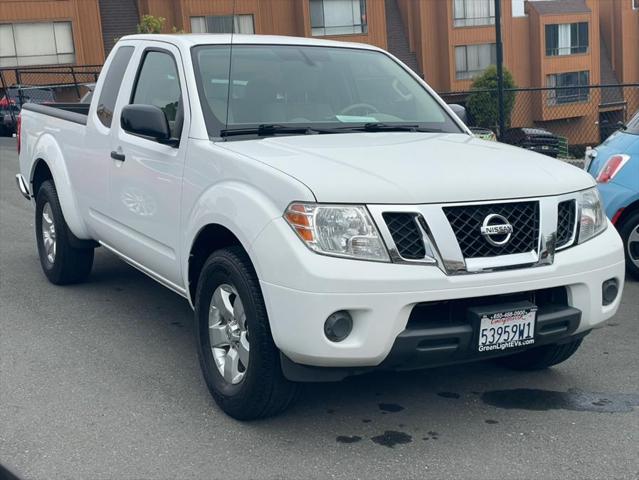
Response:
97,46,134,127
131,50,183,138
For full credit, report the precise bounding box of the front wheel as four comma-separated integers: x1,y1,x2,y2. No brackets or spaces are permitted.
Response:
495,338,583,370
194,247,299,420
618,211,639,280
35,180,94,285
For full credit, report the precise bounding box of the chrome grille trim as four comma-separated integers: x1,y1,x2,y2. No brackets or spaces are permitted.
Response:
369,193,586,275
556,199,578,250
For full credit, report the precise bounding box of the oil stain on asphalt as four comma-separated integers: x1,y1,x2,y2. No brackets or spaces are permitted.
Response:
437,392,461,399
481,388,639,413
378,403,404,413
371,431,412,448
336,435,362,444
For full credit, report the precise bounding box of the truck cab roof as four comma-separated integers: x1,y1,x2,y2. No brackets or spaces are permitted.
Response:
119,33,381,52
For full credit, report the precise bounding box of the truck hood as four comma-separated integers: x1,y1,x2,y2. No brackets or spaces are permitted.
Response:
221,133,595,204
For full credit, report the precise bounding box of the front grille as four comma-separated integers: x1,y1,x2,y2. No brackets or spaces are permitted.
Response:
383,212,426,260
443,201,539,258
557,200,576,248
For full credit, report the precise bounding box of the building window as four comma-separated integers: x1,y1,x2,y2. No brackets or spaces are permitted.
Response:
547,71,590,105
455,43,496,80
0,21,75,67
545,22,588,56
310,0,368,36
633,0,639,9
190,15,255,34
453,0,495,27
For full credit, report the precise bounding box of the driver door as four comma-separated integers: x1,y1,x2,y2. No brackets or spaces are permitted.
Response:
106,42,189,289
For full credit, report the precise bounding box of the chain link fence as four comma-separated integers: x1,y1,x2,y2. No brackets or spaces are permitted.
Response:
2,64,638,156
0,65,102,134
440,84,639,159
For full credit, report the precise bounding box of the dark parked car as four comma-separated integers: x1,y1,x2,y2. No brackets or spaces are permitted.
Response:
501,127,561,158
0,92,20,136
0,87,55,136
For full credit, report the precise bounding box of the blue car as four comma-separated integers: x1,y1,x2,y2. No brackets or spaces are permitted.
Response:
587,110,639,279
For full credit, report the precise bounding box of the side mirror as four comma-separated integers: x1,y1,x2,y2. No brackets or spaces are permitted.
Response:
448,103,467,123
121,104,172,142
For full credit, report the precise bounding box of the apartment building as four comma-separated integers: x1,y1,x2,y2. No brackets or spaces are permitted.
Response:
396,0,638,143
0,0,105,66
1,0,638,143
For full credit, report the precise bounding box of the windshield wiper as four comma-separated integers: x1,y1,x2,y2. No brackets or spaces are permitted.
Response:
220,124,335,138
220,123,443,138
336,123,442,133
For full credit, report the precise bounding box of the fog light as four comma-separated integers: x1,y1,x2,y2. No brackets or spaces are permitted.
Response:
602,278,619,306
324,311,353,342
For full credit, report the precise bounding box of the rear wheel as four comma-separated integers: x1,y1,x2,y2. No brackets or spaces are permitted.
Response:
194,247,299,420
618,211,639,280
35,180,94,285
495,338,583,370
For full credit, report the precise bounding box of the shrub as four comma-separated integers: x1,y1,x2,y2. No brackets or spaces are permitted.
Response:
466,65,517,133
137,15,166,34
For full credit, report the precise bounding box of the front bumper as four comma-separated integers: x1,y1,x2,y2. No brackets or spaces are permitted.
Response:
251,217,625,370
281,300,588,382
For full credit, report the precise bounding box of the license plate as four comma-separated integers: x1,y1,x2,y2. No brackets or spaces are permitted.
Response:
477,306,537,352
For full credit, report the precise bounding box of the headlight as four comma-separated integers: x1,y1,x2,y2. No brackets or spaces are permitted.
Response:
577,188,607,244
284,203,390,261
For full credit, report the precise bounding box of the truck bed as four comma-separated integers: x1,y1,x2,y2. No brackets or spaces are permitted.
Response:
22,102,90,125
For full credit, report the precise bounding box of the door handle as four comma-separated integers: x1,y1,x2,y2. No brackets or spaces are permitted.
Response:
110,151,125,162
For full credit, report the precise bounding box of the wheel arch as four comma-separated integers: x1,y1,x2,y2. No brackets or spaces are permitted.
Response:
613,198,639,230
31,158,53,198
28,135,91,239
181,178,309,308
187,223,256,306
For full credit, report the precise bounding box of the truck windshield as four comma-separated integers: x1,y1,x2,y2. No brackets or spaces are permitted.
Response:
191,44,463,138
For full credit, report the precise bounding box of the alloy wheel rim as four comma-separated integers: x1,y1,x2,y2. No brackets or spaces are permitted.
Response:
628,224,639,269
208,283,249,385
41,202,56,264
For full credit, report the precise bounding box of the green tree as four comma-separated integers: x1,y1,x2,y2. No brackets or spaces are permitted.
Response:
137,15,166,34
466,65,517,133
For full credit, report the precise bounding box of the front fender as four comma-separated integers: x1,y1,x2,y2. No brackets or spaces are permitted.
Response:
29,133,90,239
180,179,312,293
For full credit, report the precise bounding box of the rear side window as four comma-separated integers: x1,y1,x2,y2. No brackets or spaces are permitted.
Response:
131,50,183,138
96,46,134,127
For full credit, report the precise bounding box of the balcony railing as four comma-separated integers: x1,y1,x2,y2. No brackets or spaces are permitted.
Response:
546,46,589,56
546,87,590,106
456,69,489,80
453,16,495,27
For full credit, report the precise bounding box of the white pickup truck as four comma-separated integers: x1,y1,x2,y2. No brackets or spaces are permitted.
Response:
16,34,625,419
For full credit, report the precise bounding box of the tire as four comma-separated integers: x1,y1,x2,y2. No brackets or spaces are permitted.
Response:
618,211,639,280
194,246,300,420
35,180,94,285
495,338,583,370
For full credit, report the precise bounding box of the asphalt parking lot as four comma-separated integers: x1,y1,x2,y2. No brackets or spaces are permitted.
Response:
1,136,638,480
